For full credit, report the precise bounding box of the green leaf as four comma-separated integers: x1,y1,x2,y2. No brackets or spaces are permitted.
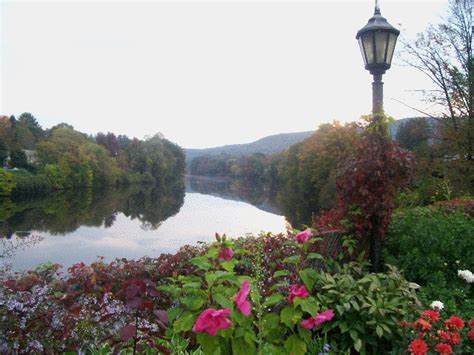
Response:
283,255,301,264
338,321,349,333
297,326,312,343
298,268,318,291
307,252,325,260
293,297,318,315
336,305,345,315
214,292,233,309
181,295,206,311
380,323,392,334
263,293,285,307
273,270,291,277
191,256,211,271
244,330,257,345
354,338,362,353
167,307,183,323
284,334,307,355
349,329,359,342
183,281,202,289
262,344,286,355
196,333,220,354
262,313,280,332
174,312,197,332
280,306,303,328
220,261,234,272
206,247,219,258
350,300,360,311
231,337,247,354
205,272,218,287
376,325,383,337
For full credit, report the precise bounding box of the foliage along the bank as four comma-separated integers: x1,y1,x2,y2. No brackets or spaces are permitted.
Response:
188,121,361,226
0,231,430,354
0,113,185,197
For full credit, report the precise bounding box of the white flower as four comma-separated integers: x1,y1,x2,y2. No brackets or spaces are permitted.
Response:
457,269,474,283
430,300,444,310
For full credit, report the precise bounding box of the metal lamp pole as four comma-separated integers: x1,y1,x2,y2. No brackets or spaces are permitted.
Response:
356,0,399,117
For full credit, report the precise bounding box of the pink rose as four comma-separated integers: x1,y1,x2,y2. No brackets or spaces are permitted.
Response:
235,280,251,316
219,247,234,261
295,229,312,243
300,309,335,330
192,308,233,336
288,284,310,304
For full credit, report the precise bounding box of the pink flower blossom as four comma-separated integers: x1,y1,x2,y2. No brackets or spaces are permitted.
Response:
300,309,335,330
295,229,312,243
288,284,310,304
193,308,233,336
219,247,234,261
235,280,251,316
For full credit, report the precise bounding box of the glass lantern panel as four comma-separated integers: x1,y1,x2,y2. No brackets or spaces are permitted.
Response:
375,31,388,64
362,33,374,65
385,33,398,65
358,38,368,66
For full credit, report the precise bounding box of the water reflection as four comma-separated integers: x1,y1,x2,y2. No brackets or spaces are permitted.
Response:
186,175,282,215
0,177,287,271
0,180,185,238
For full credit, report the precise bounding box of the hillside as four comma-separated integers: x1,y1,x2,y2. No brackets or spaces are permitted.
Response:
186,117,435,164
185,131,315,162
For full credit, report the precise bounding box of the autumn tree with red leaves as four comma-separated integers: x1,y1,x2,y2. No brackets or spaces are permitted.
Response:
315,115,415,271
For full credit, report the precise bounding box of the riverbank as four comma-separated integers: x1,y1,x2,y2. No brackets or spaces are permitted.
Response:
1,201,473,353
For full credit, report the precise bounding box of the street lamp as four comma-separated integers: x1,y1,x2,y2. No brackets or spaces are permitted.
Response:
356,0,399,116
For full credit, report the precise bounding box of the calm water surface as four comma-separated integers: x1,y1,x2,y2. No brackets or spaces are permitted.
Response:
0,177,286,272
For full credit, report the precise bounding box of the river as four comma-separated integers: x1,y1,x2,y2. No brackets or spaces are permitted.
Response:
0,176,287,272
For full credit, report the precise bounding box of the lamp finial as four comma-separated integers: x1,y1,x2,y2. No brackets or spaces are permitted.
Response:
375,0,381,15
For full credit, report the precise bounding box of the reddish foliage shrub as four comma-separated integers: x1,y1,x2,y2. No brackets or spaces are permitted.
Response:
314,129,415,270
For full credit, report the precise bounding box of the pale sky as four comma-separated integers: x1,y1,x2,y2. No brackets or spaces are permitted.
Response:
1,0,447,148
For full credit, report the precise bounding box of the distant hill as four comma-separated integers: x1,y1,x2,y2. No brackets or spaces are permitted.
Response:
186,117,435,163
185,131,315,162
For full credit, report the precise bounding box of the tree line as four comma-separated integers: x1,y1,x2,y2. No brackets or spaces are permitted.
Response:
0,113,185,198
189,116,473,227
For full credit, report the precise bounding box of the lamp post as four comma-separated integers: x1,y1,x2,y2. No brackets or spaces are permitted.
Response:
356,0,399,117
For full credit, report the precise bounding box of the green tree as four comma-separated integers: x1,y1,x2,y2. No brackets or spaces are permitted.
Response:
278,122,360,226
15,113,44,149
0,137,8,166
0,169,16,196
9,149,29,169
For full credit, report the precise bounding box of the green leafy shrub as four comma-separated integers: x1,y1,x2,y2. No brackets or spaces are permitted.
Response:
12,175,52,197
313,261,419,354
165,233,418,355
385,204,474,317
0,169,16,196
